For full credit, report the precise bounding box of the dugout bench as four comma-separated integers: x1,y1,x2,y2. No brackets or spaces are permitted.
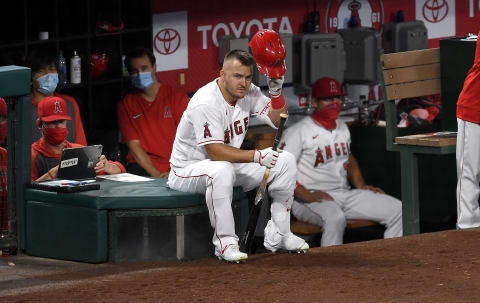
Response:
24,178,248,263
379,36,476,235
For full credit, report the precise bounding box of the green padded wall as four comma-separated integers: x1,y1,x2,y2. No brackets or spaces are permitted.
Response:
26,201,108,263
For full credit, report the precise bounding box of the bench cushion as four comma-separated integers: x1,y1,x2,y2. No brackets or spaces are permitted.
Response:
25,178,246,210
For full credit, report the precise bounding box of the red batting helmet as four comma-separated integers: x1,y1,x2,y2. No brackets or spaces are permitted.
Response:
312,77,345,100
90,52,109,77
249,29,286,78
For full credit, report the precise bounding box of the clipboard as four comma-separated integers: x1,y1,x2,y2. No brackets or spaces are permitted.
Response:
28,179,100,193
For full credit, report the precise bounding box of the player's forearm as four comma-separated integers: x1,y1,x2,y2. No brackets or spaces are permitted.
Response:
347,155,366,189
127,142,162,177
205,143,255,163
268,102,288,127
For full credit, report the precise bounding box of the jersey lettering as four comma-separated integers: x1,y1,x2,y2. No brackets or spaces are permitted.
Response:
325,145,333,160
224,129,230,144
223,117,248,144
234,120,242,135
314,148,324,167
334,143,341,156
341,142,347,155
203,122,212,138
314,141,349,167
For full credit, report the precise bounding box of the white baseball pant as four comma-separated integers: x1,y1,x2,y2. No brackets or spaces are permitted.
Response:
167,151,297,253
292,188,403,247
456,118,480,229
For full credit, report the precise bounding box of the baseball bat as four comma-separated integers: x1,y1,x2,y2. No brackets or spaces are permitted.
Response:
240,113,288,254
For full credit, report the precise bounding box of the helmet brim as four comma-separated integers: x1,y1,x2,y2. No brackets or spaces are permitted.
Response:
256,61,286,78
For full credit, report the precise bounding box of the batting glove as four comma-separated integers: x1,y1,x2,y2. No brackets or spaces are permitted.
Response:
253,148,282,168
267,76,284,98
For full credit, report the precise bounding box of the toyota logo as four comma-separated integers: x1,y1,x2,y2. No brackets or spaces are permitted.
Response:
154,28,181,55
422,0,449,23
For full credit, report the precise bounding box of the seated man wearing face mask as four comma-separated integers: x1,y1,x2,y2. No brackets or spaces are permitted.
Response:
117,48,189,178
31,96,125,181
25,49,87,145
280,77,403,247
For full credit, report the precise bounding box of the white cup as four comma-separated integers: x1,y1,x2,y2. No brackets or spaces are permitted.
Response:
39,31,49,40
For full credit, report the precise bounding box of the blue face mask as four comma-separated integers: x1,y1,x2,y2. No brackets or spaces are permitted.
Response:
131,72,154,90
36,73,59,95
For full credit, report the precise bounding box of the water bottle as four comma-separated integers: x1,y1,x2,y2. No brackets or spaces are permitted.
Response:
58,51,67,86
70,51,81,84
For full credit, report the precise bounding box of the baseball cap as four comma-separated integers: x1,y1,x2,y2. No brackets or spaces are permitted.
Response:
312,77,345,100
38,96,72,122
0,97,6,117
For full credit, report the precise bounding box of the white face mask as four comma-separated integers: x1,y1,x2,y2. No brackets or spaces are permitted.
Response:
131,72,154,90
36,73,59,95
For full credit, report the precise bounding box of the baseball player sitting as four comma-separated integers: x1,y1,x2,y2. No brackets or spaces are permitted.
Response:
168,43,308,262
31,96,126,181
117,48,189,178
281,77,403,247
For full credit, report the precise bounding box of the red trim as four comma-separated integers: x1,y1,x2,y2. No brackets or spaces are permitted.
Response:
197,139,224,145
458,121,466,221
260,102,270,115
171,168,224,251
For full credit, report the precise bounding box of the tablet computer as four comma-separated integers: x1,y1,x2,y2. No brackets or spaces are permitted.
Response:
57,145,103,180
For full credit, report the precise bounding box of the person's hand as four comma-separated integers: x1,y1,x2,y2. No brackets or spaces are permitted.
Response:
95,155,109,174
253,147,282,168
267,76,284,98
362,185,384,194
307,190,334,203
158,171,170,179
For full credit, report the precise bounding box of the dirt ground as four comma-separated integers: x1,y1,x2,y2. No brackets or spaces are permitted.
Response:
2,228,480,303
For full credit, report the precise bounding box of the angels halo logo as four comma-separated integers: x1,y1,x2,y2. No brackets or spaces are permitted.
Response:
326,0,384,32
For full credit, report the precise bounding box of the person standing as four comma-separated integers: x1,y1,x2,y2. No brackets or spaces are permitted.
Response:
456,33,480,229
0,98,7,233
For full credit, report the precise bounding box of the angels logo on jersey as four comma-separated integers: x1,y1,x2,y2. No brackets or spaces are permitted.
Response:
314,141,350,167
326,0,384,33
203,122,212,138
164,105,172,118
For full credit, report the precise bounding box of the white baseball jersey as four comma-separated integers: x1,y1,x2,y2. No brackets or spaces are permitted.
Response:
281,116,351,191
170,78,275,168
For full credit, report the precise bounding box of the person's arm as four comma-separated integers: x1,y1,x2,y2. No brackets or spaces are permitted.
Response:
266,77,288,127
71,99,87,145
35,165,59,182
94,155,126,175
205,143,255,162
126,140,163,177
205,143,280,168
294,183,333,203
347,154,384,193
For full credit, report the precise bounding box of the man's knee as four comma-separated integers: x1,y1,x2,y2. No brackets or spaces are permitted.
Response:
208,161,236,186
324,209,347,230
